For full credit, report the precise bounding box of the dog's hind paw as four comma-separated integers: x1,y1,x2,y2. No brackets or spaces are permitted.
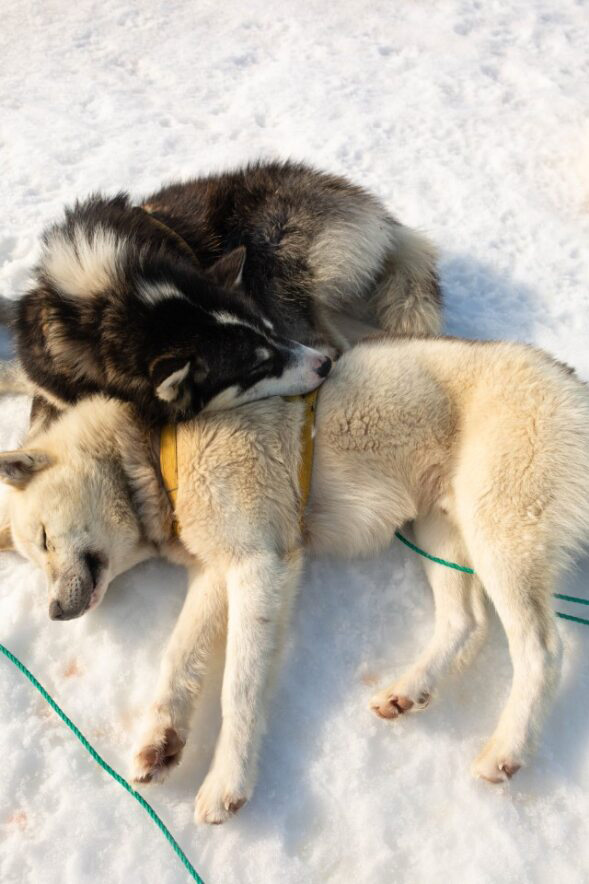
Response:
370,686,430,720
194,769,249,825
471,742,522,784
131,726,185,784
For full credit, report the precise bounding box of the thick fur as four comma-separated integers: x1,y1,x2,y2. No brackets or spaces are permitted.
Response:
14,161,441,422
2,336,581,821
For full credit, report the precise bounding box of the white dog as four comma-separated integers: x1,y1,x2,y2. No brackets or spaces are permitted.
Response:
1,336,588,823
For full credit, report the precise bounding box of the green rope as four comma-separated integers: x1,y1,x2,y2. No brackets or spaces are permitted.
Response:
395,530,475,573
554,592,589,606
554,611,589,626
394,531,589,626
0,642,204,884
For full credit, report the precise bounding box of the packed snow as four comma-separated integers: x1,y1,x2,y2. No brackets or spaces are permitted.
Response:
2,1,589,882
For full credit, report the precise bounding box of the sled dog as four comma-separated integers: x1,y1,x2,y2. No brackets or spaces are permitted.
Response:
1,335,583,821
5,161,440,422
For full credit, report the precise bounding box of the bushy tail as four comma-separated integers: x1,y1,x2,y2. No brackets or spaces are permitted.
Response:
0,296,16,327
369,224,442,337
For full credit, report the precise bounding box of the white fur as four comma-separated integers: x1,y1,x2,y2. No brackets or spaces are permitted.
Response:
211,310,259,333
138,280,187,305
43,225,125,297
2,338,588,819
202,343,326,413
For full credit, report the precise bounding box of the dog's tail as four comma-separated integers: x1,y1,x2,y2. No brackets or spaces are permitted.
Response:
369,223,442,337
0,296,16,328
0,359,35,397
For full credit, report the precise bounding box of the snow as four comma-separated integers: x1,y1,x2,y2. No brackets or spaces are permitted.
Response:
2,1,589,881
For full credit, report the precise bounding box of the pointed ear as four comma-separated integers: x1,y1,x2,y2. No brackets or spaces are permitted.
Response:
206,246,246,290
150,355,209,403
0,450,51,488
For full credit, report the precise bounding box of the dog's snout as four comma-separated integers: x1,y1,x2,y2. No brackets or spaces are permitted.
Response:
315,356,332,378
49,599,64,620
49,596,86,621
48,552,106,622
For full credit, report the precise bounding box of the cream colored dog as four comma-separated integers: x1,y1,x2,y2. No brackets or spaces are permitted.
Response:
1,336,588,823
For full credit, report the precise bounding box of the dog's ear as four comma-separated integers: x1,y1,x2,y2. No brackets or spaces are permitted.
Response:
0,450,51,488
206,246,246,290
150,356,209,403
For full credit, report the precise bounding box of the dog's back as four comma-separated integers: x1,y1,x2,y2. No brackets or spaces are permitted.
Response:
146,161,442,343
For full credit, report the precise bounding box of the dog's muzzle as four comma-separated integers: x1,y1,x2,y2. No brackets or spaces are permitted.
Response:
49,552,105,620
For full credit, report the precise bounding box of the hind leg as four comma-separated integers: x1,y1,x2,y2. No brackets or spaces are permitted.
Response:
372,510,488,718
468,542,562,783
369,226,442,337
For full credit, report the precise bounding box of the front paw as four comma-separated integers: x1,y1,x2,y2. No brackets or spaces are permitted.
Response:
132,726,185,785
194,767,249,825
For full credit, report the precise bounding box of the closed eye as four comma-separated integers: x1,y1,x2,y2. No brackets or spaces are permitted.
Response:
40,526,48,552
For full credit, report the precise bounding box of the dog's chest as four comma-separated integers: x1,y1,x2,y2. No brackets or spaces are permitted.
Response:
173,406,303,558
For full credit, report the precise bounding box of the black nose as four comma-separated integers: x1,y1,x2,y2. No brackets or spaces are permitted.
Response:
49,599,64,620
316,356,332,378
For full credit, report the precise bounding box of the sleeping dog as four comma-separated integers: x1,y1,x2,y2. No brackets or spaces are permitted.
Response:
1,160,440,422
1,335,585,822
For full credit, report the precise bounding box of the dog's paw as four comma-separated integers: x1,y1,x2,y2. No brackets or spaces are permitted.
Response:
194,768,249,825
370,685,430,720
132,726,185,785
471,742,522,784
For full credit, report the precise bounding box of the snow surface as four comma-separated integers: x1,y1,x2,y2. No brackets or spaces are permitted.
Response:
2,1,589,882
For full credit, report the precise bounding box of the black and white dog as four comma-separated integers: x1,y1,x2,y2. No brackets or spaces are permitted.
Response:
5,161,441,423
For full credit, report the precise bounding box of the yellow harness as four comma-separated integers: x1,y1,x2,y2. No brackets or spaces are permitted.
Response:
143,208,319,535
159,389,318,538
159,422,181,536
287,388,318,525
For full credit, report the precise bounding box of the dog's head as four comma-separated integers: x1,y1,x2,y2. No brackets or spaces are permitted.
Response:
32,199,332,422
142,246,332,421
0,440,151,620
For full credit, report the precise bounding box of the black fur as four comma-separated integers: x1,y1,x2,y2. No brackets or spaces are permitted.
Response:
15,160,442,423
